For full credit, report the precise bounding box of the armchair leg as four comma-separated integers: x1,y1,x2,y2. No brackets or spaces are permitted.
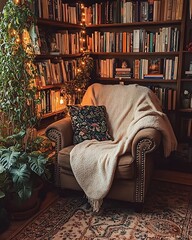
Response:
134,203,144,213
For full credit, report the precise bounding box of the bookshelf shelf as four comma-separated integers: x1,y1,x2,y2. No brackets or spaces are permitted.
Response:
42,109,65,119
90,52,180,57
181,78,192,82
37,84,64,90
98,77,177,84
35,53,82,60
37,18,83,29
86,20,182,29
179,108,192,112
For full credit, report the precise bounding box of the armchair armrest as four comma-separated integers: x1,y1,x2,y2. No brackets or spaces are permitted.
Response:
45,117,73,153
131,128,162,203
132,128,161,158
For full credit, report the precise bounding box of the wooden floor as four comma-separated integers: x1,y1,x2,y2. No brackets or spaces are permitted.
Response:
1,170,192,240
0,190,58,240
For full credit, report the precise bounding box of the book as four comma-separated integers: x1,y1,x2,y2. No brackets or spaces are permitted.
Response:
144,74,164,79
148,59,162,74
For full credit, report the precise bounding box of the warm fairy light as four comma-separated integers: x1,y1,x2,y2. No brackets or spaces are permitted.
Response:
14,0,20,4
12,29,17,35
81,4,84,9
82,61,85,65
83,39,85,42
77,68,81,72
22,29,32,53
15,37,21,44
82,30,85,34
60,96,64,105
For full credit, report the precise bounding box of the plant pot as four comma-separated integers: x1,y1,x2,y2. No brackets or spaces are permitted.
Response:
0,193,10,233
182,98,190,109
6,177,43,220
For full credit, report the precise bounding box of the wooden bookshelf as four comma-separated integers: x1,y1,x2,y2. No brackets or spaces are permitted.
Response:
33,1,85,125
33,0,192,149
83,0,192,144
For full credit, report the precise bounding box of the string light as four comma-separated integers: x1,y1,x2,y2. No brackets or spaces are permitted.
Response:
14,0,21,4
60,96,64,105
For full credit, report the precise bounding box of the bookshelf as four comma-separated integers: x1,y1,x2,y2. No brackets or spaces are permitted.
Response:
179,0,192,152
82,0,190,143
33,0,192,162
33,1,85,129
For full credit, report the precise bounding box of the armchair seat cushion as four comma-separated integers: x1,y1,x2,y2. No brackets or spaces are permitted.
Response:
58,145,134,180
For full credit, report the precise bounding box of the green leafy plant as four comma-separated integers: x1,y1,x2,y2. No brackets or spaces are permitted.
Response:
0,133,52,200
0,0,52,201
63,54,94,97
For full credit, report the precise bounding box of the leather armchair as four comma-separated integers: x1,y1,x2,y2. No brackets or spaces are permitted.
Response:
45,83,177,211
46,113,162,210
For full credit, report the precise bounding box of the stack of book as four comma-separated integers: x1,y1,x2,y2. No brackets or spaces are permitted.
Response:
185,70,192,77
115,67,132,79
144,74,164,79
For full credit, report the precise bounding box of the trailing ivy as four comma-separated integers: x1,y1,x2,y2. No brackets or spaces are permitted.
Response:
0,0,40,137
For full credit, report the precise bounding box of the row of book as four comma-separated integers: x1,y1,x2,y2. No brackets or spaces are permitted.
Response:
34,0,82,24
84,0,183,25
37,89,65,115
87,27,179,53
134,57,178,80
149,86,176,111
35,59,79,87
180,118,192,139
37,89,83,115
97,57,178,80
34,26,83,55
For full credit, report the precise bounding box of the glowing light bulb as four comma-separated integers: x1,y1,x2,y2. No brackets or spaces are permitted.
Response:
60,96,64,105
14,0,20,4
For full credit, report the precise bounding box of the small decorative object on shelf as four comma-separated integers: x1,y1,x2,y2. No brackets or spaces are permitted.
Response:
182,90,191,109
185,61,192,77
62,54,94,105
186,42,192,52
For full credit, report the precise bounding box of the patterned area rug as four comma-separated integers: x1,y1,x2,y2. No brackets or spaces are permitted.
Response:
10,181,192,240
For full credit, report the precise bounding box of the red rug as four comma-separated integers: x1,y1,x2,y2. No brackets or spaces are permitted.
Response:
9,181,192,240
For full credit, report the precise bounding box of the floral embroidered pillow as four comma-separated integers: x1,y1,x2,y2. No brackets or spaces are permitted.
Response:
68,105,113,144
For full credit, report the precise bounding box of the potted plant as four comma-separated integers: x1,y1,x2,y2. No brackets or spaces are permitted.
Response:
0,134,52,219
0,0,52,218
182,90,191,109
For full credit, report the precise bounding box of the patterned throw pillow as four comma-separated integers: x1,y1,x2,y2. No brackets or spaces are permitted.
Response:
68,105,113,144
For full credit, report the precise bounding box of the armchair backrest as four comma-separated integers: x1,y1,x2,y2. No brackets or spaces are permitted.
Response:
81,83,162,141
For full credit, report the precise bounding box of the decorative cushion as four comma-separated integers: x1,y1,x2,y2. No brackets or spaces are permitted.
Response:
68,105,113,144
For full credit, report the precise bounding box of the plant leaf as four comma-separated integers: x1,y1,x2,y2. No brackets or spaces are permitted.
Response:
10,163,30,184
29,153,47,176
0,149,20,169
17,183,32,200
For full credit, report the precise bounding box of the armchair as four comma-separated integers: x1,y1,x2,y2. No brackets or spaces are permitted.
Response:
46,83,177,211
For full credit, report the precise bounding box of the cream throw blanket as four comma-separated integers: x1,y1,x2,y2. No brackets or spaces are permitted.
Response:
70,84,177,212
